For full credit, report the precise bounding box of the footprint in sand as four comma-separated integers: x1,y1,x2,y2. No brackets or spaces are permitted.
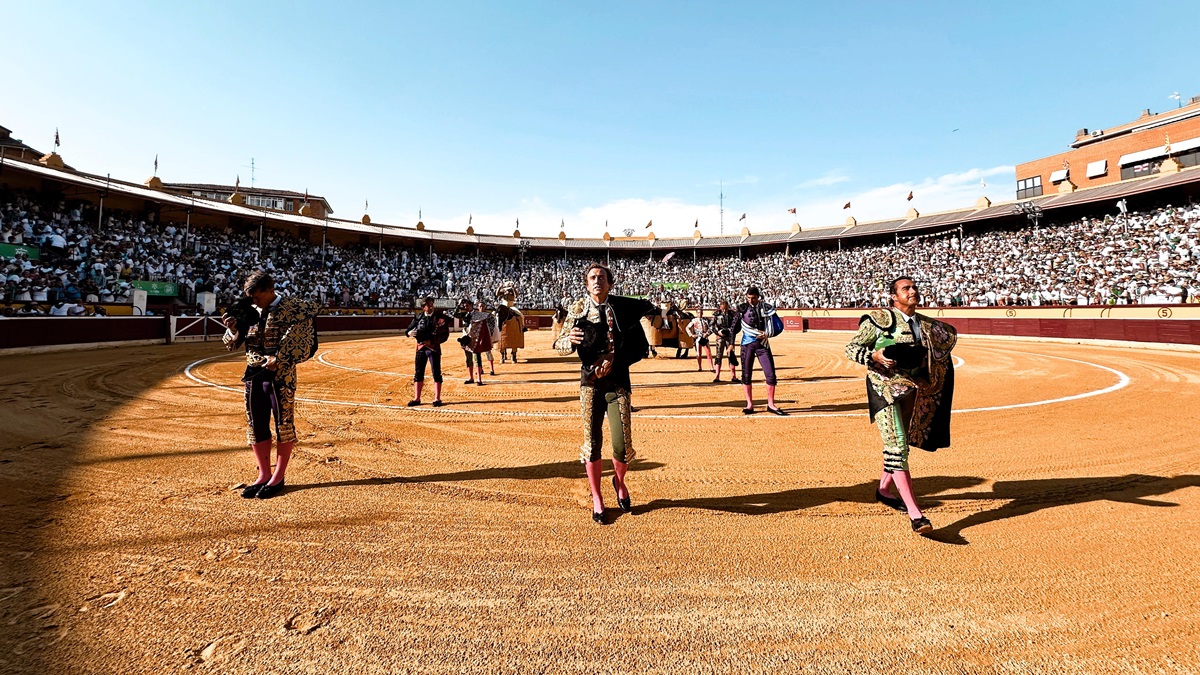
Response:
0,587,26,603
194,635,246,664
281,607,337,636
12,625,69,655
81,590,127,611
7,603,59,626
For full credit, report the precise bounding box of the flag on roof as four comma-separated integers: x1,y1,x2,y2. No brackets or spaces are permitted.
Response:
469,213,472,224
843,202,851,209
54,128,60,148
739,213,746,221
235,175,240,190
645,220,652,229
153,154,158,175
788,207,796,214
906,191,914,201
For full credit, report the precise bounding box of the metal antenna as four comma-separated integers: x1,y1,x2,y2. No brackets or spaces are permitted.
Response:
719,180,725,236
241,158,257,187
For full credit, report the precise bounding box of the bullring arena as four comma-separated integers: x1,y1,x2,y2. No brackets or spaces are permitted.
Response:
2,322,1198,673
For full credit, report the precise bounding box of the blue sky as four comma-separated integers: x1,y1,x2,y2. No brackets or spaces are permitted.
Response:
2,1,1196,238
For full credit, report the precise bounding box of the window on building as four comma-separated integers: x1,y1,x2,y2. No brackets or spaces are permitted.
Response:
246,195,287,210
1016,176,1043,199
1121,161,1160,181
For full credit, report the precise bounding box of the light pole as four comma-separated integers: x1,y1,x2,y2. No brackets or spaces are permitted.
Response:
518,239,531,269
1013,201,1043,229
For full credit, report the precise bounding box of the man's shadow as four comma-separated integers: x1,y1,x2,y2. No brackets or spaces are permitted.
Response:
927,474,1200,545
286,459,666,493
638,476,986,516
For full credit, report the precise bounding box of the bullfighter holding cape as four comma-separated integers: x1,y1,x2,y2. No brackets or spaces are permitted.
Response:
845,276,957,535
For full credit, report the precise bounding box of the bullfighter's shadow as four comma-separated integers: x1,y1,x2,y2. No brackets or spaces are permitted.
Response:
926,474,1200,545
287,459,666,493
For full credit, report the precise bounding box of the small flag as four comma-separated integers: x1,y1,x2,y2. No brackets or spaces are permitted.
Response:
516,217,520,227
980,178,986,190
153,154,158,175
788,208,796,214
906,191,914,201
739,213,746,221
645,220,652,229
469,213,472,225
843,202,851,209
662,252,675,263
419,209,422,219
694,219,698,228
303,189,308,202
235,175,240,190
1165,132,1172,154
560,219,565,230
54,128,60,148
365,199,369,211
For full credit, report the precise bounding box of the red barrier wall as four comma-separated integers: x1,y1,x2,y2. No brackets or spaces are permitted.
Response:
804,316,1200,345
0,317,169,349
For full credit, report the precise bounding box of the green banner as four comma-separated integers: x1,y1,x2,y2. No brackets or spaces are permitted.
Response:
132,280,179,296
660,282,690,290
0,243,39,260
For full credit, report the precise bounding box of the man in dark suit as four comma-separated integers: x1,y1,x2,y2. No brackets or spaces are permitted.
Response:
554,263,657,524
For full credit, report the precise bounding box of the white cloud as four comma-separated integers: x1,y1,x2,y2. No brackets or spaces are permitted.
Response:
418,165,1016,240
793,172,850,190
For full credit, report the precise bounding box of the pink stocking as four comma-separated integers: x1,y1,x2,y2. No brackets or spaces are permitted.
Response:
890,469,923,519
433,382,442,402
250,440,272,484
766,384,777,408
612,458,629,500
413,381,423,401
269,441,293,485
584,460,604,513
743,383,754,408
878,470,896,499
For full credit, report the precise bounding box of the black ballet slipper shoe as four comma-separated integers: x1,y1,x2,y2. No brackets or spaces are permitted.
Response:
476,380,484,386
465,378,474,384
712,376,720,383
592,509,606,525
742,407,756,415
490,370,497,376
241,482,267,499
767,406,788,416
612,476,632,513
432,400,444,407
910,517,933,534
875,489,905,512
256,480,286,500
406,399,421,407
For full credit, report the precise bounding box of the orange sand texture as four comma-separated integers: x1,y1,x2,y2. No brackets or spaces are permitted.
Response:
1,331,1198,674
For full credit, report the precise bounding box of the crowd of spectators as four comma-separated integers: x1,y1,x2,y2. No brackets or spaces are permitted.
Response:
3,184,1199,316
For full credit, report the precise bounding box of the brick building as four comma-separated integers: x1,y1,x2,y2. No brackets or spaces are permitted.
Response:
1015,96,1200,199
159,182,334,219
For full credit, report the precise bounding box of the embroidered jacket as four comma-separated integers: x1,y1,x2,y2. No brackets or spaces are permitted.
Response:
224,295,321,389
845,307,958,450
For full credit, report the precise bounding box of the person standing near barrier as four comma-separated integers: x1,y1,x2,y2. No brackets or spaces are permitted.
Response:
844,276,957,535
709,300,740,383
685,308,715,373
554,262,656,524
737,287,786,415
222,270,320,500
406,296,449,407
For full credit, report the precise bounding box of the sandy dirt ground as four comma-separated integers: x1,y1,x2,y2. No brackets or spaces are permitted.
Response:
1,330,1198,674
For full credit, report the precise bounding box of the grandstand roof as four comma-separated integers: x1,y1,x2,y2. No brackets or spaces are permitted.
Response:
160,182,334,213
5,157,1200,253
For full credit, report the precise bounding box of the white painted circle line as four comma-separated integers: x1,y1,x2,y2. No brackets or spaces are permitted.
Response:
184,348,1129,419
